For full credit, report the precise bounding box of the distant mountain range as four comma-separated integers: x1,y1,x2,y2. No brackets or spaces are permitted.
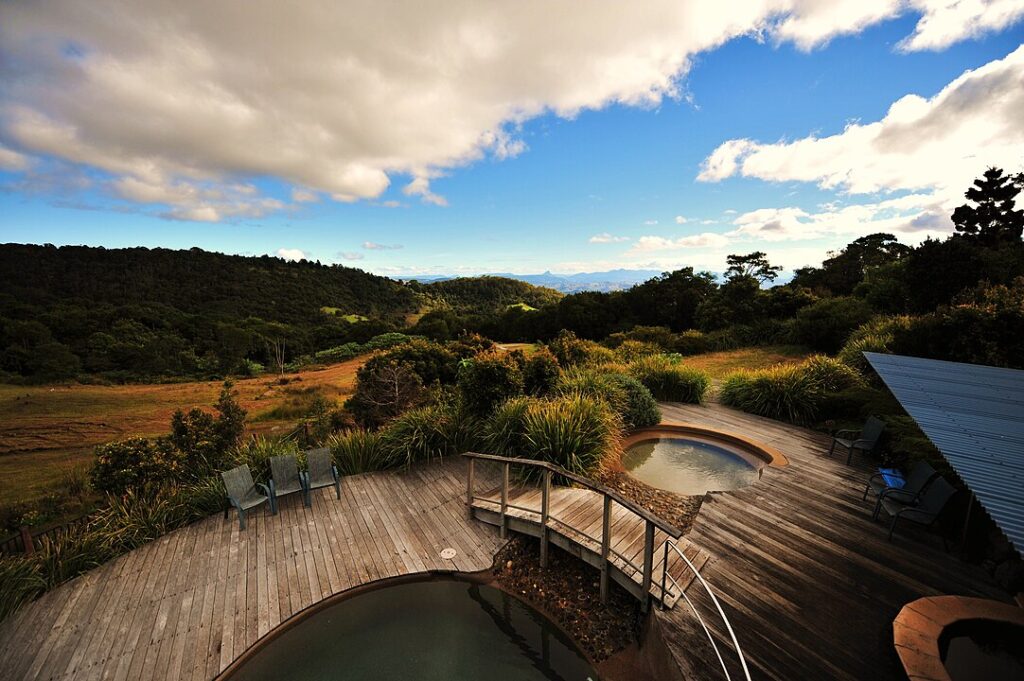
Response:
405,269,663,293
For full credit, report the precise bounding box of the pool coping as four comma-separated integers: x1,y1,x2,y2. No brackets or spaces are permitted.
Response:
622,421,789,468
893,595,1024,681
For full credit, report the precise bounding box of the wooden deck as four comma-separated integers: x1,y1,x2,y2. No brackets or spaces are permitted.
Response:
0,458,503,681
653,403,1009,681
470,485,708,608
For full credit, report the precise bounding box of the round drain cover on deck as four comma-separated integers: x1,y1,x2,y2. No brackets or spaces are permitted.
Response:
440,547,457,560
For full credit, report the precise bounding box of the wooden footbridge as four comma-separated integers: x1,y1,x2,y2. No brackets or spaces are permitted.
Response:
463,452,709,611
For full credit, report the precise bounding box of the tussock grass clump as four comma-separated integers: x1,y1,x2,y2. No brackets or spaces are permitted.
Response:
629,355,710,403
483,396,538,456
837,315,914,374
231,436,301,483
801,355,865,392
0,557,45,622
556,368,659,430
328,429,393,475
381,400,481,467
719,365,822,425
520,395,621,478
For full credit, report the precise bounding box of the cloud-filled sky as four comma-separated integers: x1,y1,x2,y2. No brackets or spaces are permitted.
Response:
1,1,1022,276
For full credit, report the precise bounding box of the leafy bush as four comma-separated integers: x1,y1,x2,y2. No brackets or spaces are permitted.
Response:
456,351,524,416
522,347,560,396
90,437,182,496
168,381,247,475
801,355,864,392
231,436,301,483
629,355,710,403
557,368,660,430
838,315,914,374
363,332,414,351
613,340,660,362
674,330,712,356
791,296,874,353
545,330,615,367
345,358,426,428
520,395,621,478
719,365,822,424
379,338,459,385
328,429,393,475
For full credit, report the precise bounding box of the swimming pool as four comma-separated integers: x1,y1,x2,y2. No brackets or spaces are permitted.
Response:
225,578,598,681
622,436,760,496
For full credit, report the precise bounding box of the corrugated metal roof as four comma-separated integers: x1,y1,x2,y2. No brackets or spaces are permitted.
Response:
864,352,1024,554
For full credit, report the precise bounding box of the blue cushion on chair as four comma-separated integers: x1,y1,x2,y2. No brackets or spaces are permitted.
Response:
878,467,905,489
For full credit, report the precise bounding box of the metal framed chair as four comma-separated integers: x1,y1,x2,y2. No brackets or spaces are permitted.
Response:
829,416,885,465
864,460,940,518
221,464,274,530
269,455,306,513
878,476,958,546
302,448,340,506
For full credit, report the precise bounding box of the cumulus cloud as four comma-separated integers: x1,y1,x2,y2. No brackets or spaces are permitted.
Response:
338,251,365,261
589,233,631,243
0,143,30,170
363,241,403,250
699,45,1024,242
1,1,1019,220
674,215,689,224
291,188,318,203
628,232,730,252
276,248,307,261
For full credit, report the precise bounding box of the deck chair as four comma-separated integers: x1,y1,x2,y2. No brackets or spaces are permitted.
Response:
829,416,885,465
269,455,306,513
879,475,957,546
221,464,274,530
864,461,940,518
302,448,340,507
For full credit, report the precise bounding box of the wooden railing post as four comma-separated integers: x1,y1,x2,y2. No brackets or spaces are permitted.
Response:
20,526,34,556
466,457,475,506
600,495,611,604
660,540,670,610
500,462,509,539
540,469,551,568
641,520,655,612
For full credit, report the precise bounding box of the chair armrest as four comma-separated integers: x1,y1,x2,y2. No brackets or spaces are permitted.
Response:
852,439,876,450
879,487,916,502
332,465,340,482
834,428,859,438
299,471,309,488
256,483,272,499
226,495,239,510
867,472,885,483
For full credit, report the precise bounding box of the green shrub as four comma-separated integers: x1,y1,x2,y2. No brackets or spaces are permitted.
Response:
801,355,864,392
791,296,875,353
613,340,660,362
546,330,616,367
169,381,246,475
380,338,459,385
520,395,621,478
456,351,524,417
557,368,660,430
345,358,426,429
838,315,914,373
673,330,712,356
90,437,182,496
328,429,394,475
363,332,414,351
719,365,822,424
629,355,710,403
522,347,561,396
382,403,471,467
484,397,537,456
0,556,45,622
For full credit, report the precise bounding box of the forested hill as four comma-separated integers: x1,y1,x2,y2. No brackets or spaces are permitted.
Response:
412,276,563,313
0,244,417,323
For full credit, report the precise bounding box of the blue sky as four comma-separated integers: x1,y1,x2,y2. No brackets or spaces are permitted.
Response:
1,4,1023,276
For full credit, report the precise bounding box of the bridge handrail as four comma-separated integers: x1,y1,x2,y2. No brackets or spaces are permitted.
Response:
660,540,752,681
461,451,682,538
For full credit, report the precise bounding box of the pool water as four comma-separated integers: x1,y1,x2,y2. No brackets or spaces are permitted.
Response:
622,437,759,496
941,620,1024,681
227,579,598,681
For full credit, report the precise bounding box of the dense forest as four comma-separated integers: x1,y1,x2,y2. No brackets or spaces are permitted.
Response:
2,168,1023,383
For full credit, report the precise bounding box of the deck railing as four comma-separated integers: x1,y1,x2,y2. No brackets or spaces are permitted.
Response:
462,451,751,681
0,514,92,556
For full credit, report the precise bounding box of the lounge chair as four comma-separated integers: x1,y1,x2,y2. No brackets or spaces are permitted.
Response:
878,475,958,545
302,448,341,506
864,461,940,518
829,416,885,465
269,455,306,513
221,464,274,530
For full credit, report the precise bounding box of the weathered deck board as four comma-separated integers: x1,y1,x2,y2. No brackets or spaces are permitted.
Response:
469,483,707,607
653,402,1008,681
0,458,504,681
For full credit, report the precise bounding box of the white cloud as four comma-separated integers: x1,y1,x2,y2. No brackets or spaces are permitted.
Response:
338,251,365,261
674,215,688,224
1,1,1019,220
363,241,403,250
699,45,1024,242
628,232,731,252
0,144,30,170
291,188,318,203
644,219,659,225
276,247,307,261
589,232,631,243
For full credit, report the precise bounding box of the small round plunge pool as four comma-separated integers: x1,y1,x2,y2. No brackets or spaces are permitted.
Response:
224,578,598,681
620,425,780,497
